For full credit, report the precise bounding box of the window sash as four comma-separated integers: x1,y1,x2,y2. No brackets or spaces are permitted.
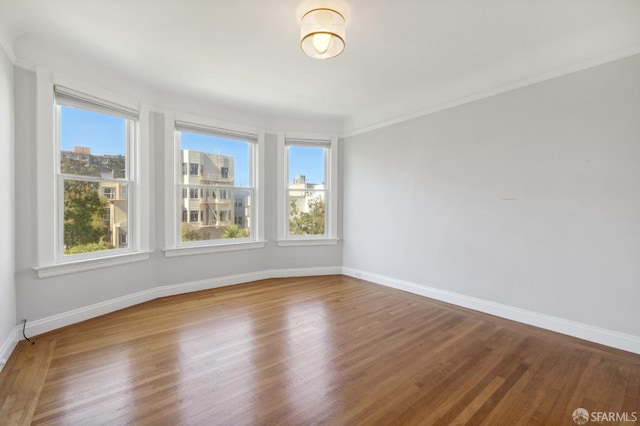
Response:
286,188,328,237
177,130,255,189
56,106,136,181
58,177,134,258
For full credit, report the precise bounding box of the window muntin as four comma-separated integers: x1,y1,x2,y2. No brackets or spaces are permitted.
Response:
176,126,255,245
56,99,136,258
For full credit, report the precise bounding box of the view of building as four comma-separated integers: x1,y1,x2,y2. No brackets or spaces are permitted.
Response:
181,149,250,240
61,146,128,250
289,174,325,214
60,146,125,179
99,181,128,249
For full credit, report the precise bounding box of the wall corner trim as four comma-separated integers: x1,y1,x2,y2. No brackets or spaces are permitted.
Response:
341,267,640,355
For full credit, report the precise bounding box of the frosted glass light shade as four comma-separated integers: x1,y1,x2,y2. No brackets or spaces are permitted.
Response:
300,8,345,59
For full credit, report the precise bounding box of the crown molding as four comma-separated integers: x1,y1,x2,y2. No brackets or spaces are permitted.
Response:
0,33,16,63
0,33,37,71
342,44,640,138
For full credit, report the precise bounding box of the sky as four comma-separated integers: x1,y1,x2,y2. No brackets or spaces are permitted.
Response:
60,106,126,155
60,105,325,185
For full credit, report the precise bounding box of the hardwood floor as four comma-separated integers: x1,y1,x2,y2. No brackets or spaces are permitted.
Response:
1,275,639,425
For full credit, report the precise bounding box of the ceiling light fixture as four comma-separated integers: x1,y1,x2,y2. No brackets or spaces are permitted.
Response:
300,8,345,59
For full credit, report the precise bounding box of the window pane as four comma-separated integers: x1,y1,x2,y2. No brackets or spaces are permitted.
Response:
288,146,325,189
180,188,251,242
63,179,129,255
179,132,250,187
288,190,325,236
59,106,127,179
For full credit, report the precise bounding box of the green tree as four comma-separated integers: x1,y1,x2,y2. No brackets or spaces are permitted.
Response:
222,224,250,239
181,223,200,241
105,155,125,179
61,158,101,177
64,181,108,249
64,240,113,255
289,197,325,235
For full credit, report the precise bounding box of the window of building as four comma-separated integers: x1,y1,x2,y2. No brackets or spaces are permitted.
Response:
277,133,338,245
102,208,110,224
102,187,115,200
165,115,264,255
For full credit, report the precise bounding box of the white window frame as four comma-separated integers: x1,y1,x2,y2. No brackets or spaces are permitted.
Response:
34,69,150,278
276,132,339,246
163,112,265,257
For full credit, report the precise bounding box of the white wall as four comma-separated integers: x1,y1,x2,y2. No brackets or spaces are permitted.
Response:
343,54,640,338
14,69,342,325
0,45,16,363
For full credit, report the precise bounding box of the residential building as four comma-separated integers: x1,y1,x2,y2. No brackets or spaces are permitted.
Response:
181,149,249,239
288,174,324,215
99,181,128,249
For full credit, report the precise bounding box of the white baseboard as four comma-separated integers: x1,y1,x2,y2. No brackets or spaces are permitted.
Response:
342,267,640,355
0,326,19,373
15,264,636,365
22,266,342,338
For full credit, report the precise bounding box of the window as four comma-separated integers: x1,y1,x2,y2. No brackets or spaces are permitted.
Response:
34,81,150,277
56,87,136,258
277,133,338,245
287,146,326,236
102,187,115,200
165,116,264,254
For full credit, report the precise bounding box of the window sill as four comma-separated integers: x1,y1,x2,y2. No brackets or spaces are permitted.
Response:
276,238,340,247
34,251,152,279
163,241,266,257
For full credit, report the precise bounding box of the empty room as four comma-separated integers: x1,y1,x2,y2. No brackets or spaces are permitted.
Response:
1,1,639,424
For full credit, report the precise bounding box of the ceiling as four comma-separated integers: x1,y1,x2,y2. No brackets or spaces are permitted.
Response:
1,0,639,134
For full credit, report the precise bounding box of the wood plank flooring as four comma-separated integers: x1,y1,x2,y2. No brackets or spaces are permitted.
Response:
1,275,639,425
